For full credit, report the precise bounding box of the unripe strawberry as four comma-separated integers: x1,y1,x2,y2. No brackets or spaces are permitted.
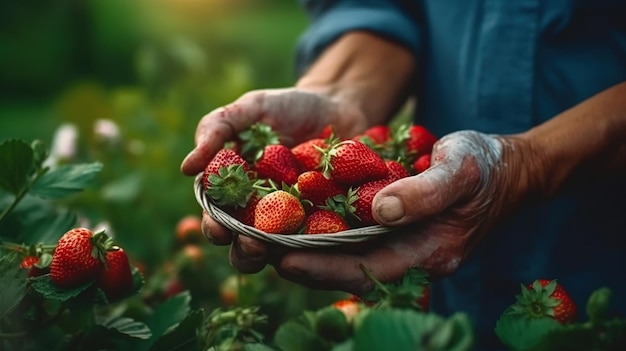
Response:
97,247,134,301
50,228,111,288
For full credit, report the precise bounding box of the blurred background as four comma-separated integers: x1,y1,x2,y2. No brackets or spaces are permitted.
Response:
0,0,346,335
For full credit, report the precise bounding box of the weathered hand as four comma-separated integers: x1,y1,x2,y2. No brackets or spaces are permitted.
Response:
245,130,533,294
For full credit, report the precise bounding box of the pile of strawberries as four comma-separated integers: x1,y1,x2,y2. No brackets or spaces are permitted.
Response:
201,122,438,235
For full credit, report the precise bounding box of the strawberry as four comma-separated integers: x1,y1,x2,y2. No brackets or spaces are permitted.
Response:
352,179,393,226
202,148,250,190
321,140,389,186
20,255,47,277
304,210,350,234
254,144,302,186
97,246,134,301
385,160,410,181
175,215,203,244
254,190,305,234
511,279,577,324
413,154,431,174
332,299,361,323
226,192,260,226
405,125,437,158
291,138,328,171
354,125,391,146
297,170,345,207
317,124,333,139
50,228,111,288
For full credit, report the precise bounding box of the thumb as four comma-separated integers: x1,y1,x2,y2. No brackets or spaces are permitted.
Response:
372,134,495,225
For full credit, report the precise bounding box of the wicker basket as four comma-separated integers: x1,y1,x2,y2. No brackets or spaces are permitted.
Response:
193,174,396,248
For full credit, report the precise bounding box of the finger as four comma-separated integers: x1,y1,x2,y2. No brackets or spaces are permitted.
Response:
229,235,269,273
201,211,233,245
275,248,413,295
372,133,494,226
180,95,263,175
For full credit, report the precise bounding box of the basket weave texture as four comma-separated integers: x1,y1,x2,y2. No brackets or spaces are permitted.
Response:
194,174,395,248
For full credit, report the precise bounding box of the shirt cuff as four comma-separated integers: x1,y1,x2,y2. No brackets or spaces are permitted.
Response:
295,4,421,75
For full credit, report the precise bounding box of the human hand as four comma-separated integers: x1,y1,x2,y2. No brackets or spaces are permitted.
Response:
222,130,536,294
181,88,371,272
180,88,370,176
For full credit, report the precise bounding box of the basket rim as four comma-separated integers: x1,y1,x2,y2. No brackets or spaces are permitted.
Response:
193,174,395,248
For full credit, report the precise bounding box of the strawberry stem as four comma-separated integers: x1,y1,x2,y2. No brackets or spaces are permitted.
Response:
359,263,391,296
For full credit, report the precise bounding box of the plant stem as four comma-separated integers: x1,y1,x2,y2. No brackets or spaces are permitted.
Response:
0,187,28,223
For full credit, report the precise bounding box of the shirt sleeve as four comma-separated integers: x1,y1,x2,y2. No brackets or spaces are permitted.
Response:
295,0,422,75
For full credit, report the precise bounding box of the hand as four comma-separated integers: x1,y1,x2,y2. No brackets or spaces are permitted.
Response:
221,130,537,294
180,87,369,176
181,87,371,273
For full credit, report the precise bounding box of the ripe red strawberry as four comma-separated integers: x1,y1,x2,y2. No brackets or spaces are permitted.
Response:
97,247,134,301
254,144,302,186
226,192,260,226
202,148,250,190
322,140,389,186
317,124,333,139
254,190,305,234
354,125,391,146
20,255,47,277
511,279,577,324
405,125,437,158
297,171,345,207
413,154,431,174
304,210,350,234
50,228,111,288
385,160,410,181
352,179,393,226
291,138,327,171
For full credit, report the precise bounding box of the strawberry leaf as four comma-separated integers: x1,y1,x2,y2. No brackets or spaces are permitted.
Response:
149,308,204,351
132,291,192,351
0,253,27,319
30,162,103,199
353,309,473,351
95,316,152,340
274,314,330,351
29,274,94,302
494,311,561,350
0,139,34,195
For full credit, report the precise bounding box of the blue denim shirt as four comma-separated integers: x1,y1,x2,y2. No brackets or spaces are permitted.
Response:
296,1,626,349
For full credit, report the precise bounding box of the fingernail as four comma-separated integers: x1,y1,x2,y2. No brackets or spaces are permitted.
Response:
376,196,404,223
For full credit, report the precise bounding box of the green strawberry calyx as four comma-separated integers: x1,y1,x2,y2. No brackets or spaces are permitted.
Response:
91,230,114,269
239,122,280,163
510,279,561,319
206,164,258,208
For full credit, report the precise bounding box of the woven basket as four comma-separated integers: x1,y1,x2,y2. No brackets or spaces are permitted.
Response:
193,174,396,248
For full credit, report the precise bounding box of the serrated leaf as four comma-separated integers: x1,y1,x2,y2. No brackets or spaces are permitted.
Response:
30,162,103,199
0,253,28,319
29,274,94,302
149,309,204,351
274,319,329,351
96,316,152,340
494,313,561,350
0,139,34,194
136,291,193,351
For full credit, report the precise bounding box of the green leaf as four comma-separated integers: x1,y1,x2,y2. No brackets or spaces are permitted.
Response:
0,139,34,195
149,309,204,351
274,318,330,351
29,274,94,302
494,312,561,351
30,162,103,199
136,291,192,351
354,309,444,351
0,253,28,319
21,208,77,244
96,316,152,340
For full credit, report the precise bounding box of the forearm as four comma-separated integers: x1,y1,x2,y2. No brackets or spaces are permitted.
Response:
521,81,626,198
296,31,416,127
